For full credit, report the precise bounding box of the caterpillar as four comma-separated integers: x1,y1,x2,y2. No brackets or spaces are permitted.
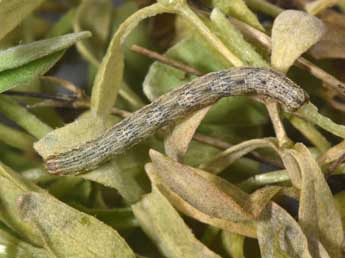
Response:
44,67,308,175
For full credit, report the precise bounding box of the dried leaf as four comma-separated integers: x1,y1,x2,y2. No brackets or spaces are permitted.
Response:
74,0,112,66
271,10,325,72
317,140,345,165
0,0,45,40
17,192,136,258
310,11,345,59
132,187,222,258
0,32,91,72
146,150,281,237
285,143,344,258
257,202,314,258
199,138,278,174
164,107,211,161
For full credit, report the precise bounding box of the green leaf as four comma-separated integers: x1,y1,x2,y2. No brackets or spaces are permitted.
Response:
132,187,222,258
17,192,136,258
90,2,171,115
74,0,112,66
0,161,43,246
0,31,91,72
0,228,51,258
0,95,52,138
0,51,64,94
211,0,264,31
0,123,34,151
0,0,45,40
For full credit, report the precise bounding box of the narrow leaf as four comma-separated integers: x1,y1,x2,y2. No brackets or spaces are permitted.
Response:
0,31,91,72
0,51,64,93
132,187,222,258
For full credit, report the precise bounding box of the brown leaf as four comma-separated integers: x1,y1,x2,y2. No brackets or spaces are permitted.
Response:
132,187,222,258
309,10,345,59
284,143,344,258
164,106,211,161
146,149,281,237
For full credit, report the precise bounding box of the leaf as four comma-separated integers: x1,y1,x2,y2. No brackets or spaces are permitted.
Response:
305,0,339,15
0,51,65,94
17,192,136,258
146,150,281,237
74,0,112,66
75,206,138,230
257,202,314,258
0,228,51,258
211,0,264,31
0,123,34,151
34,112,147,203
199,138,278,174
164,107,211,161
0,95,52,139
132,187,222,258
309,10,345,59
0,31,91,72
296,102,345,139
318,140,345,165
289,116,330,152
334,191,345,229
90,2,171,115
0,161,43,246
221,231,246,258
210,8,269,67
271,10,325,72
284,143,344,258
0,0,45,40
47,8,77,37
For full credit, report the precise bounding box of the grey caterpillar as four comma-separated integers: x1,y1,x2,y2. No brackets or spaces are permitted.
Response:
45,67,308,175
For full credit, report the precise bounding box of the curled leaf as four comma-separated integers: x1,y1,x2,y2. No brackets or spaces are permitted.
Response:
257,202,314,258
146,150,281,237
164,107,211,161
199,138,278,174
132,187,222,258
271,10,325,72
74,0,112,66
285,143,344,258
